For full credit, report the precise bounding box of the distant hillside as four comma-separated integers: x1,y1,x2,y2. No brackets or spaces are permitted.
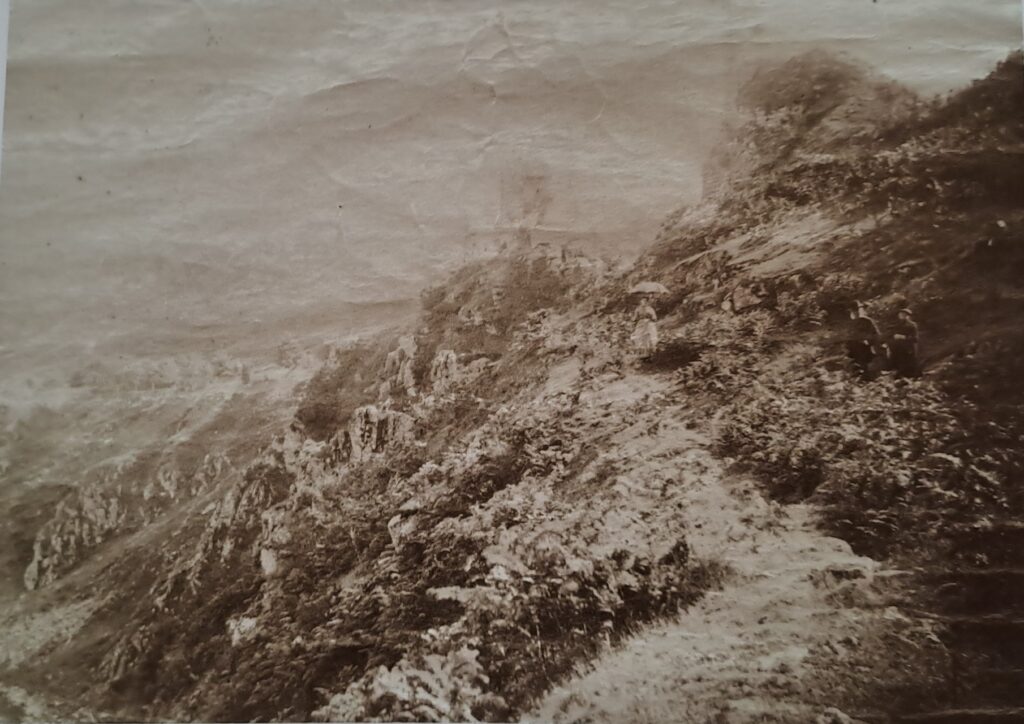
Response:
2,51,1022,723
703,50,920,197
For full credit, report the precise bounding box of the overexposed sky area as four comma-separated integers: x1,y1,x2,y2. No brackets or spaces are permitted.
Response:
0,0,1020,351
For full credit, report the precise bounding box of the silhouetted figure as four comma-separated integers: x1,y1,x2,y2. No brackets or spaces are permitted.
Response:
891,308,920,378
865,342,893,380
846,302,880,379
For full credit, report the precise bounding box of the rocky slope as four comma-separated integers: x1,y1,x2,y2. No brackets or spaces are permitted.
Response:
2,50,1022,722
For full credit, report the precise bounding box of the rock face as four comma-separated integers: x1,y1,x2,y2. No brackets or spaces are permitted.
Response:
347,405,415,463
24,453,230,590
259,507,292,579
148,449,294,613
23,487,125,590
380,335,418,400
430,349,459,392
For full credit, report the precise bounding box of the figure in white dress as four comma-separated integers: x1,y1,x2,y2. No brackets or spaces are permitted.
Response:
631,297,659,356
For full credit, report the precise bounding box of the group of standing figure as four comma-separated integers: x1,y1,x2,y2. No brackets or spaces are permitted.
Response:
846,302,920,379
627,292,921,381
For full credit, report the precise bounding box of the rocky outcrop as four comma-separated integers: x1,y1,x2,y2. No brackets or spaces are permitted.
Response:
430,350,459,392
380,335,418,400
24,453,230,590
147,450,293,611
347,405,415,463
23,487,125,590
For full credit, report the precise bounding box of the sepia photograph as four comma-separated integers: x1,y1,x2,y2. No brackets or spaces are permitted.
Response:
0,1,1022,722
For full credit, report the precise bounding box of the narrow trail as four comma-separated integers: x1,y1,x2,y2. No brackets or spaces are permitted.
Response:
532,376,887,723
533,367,1024,723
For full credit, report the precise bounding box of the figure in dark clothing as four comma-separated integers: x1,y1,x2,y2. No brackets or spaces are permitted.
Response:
846,302,881,379
891,308,920,378
866,342,893,380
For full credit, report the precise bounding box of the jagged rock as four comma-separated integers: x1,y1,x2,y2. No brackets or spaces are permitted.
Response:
349,406,381,462
22,555,41,592
25,453,230,590
398,358,416,395
347,405,416,463
24,486,126,590
386,498,425,550
381,336,419,398
430,350,459,392
381,411,415,450
149,451,294,613
281,433,329,479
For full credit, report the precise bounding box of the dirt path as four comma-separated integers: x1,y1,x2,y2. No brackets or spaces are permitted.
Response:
530,404,884,724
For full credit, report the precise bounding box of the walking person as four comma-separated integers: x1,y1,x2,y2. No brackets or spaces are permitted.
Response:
890,308,921,378
631,296,659,357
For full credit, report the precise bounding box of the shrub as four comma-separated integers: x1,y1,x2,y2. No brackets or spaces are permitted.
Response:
717,361,1015,556
295,342,392,441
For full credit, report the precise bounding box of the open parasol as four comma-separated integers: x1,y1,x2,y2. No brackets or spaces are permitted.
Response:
628,281,670,295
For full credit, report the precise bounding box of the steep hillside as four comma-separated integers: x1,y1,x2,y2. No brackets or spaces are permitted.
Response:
2,51,1022,722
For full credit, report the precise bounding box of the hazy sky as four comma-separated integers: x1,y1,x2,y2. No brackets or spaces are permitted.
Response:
0,0,1020,355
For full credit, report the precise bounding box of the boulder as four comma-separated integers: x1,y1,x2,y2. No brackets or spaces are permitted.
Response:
387,513,419,549
379,410,415,451
731,284,765,311
260,548,281,577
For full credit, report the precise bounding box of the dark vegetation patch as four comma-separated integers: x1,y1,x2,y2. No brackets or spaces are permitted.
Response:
413,255,589,387
640,337,710,371
295,338,395,441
